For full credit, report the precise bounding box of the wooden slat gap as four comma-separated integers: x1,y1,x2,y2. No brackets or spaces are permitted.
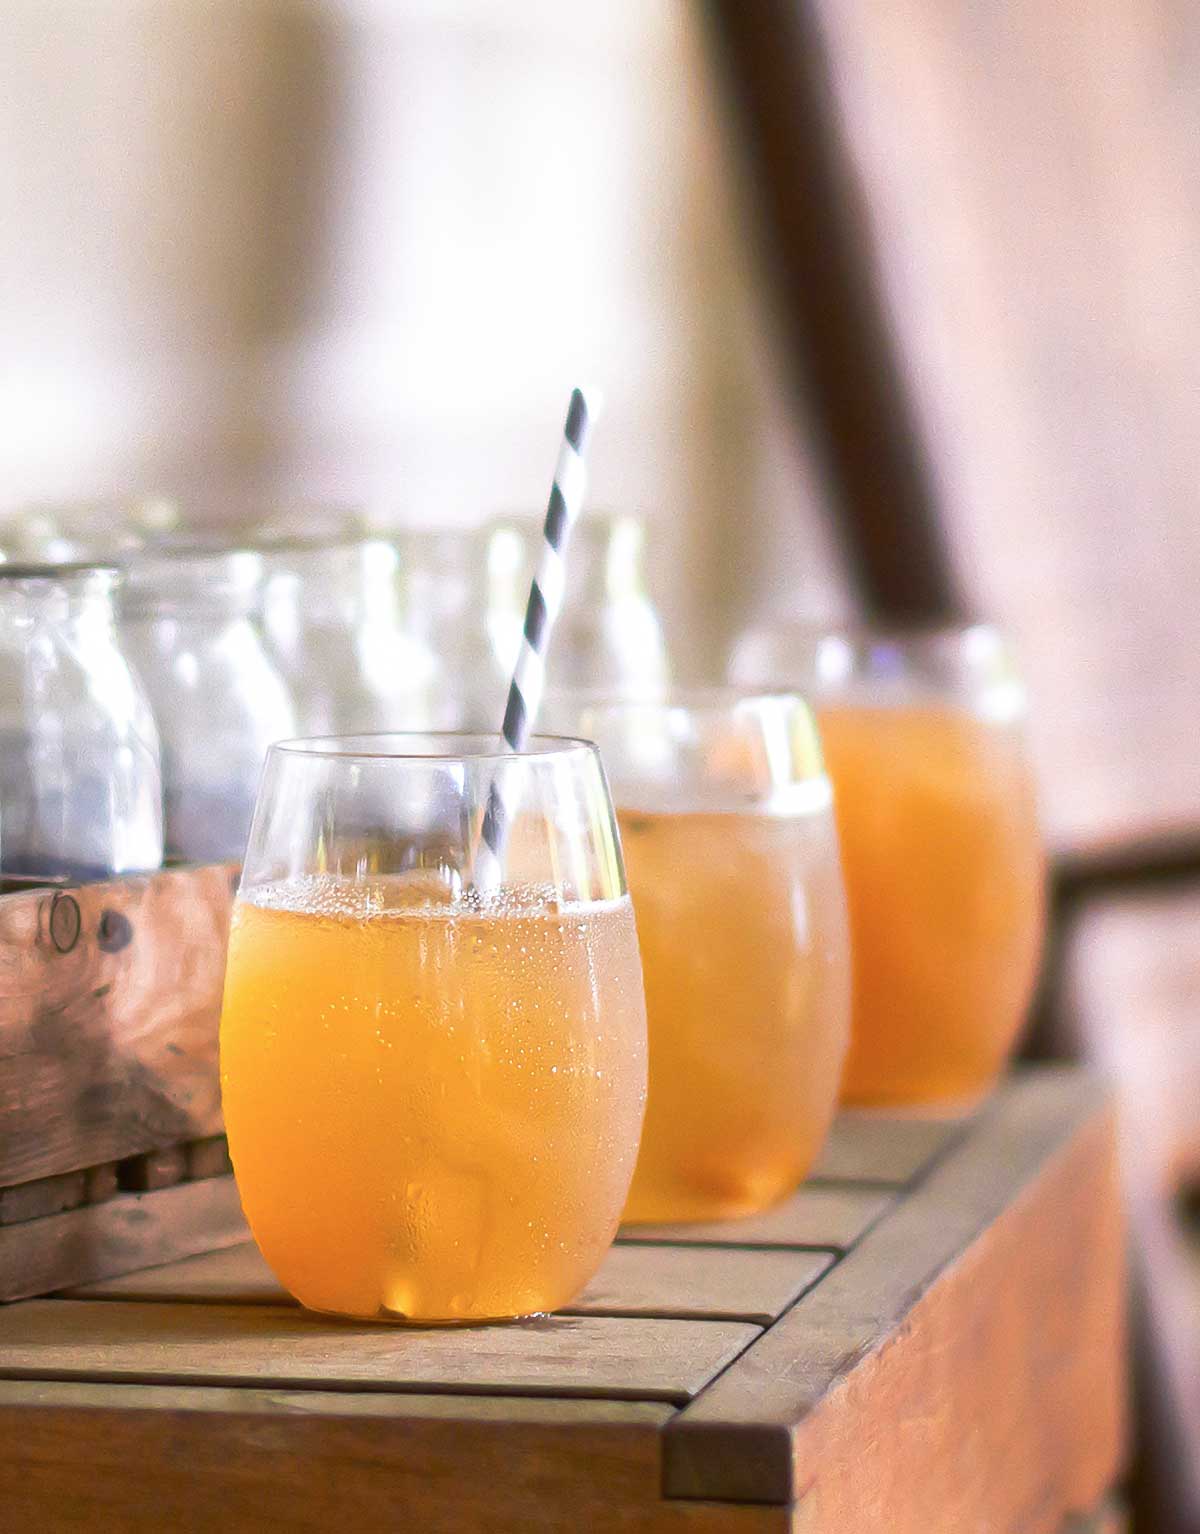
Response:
616,1237,846,1254
560,1306,782,1328
0,1363,708,1408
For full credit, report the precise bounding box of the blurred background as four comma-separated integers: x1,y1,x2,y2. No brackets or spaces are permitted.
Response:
3,2,1199,1527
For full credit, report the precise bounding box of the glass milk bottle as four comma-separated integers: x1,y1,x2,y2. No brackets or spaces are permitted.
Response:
0,564,162,885
394,526,499,727
485,511,670,697
120,547,296,862
257,536,441,734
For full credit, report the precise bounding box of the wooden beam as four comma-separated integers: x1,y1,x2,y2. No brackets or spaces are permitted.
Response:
698,0,963,621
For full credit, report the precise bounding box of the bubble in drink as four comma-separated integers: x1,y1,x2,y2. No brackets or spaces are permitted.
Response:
220,875,647,1322
617,803,850,1224
819,703,1045,1108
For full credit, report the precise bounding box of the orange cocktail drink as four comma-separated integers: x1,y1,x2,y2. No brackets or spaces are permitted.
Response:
569,692,850,1224
731,624,1046,1109
819,700,1043,1107
220,734,647,1323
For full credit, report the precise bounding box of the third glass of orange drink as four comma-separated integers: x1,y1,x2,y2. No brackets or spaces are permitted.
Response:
220,733,647,1323
732,624,1046,1110
562,690,850,1223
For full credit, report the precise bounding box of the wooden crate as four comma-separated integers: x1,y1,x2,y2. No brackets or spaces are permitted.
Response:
0,866,248,1302
0,1070,1125,1531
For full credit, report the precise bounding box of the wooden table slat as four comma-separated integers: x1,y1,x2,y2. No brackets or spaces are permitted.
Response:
0,1177,248,1304
0,1300,760,1406
0,1070,1125,1532
67,1240,835,1329
619,1185,889,1250
809,1112,967,1185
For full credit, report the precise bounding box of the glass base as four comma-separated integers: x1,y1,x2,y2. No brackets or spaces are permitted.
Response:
838,1083,997,1119
301,1301,554,1329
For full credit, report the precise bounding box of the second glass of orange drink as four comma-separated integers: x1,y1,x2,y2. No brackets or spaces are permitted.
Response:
220,733,647,1323
732,624,1046,1110
561,691,851,1223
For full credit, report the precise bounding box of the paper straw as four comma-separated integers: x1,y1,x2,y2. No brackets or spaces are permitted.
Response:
474,387,594,889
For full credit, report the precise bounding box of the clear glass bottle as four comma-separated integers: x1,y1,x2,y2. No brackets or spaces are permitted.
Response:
255,535,443,735
0,497,168,564
0,564,162,885
396,526,500,727
485,511,670,698
120,547,297,863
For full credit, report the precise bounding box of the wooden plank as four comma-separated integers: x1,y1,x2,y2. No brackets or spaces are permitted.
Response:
0,1300,760,1406
69,1240,835,1328
0,1170,87,1226
0,1382,787,1534
698,0,961,623
0,864,234,1187
620,1186,889,1250
664,1071,1125,1530
573,1246,833,1325
1062,889,1200,1525
1063,890,1200,1192
809,1113,966,1186
0,1177,248,1303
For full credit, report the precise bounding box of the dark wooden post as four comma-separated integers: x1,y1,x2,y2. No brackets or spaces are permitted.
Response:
698,0,965,623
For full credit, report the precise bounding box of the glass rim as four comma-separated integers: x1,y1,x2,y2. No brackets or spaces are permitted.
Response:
744,618,1004,648
0,561,120,581
245,530,384,557
122,535,264,564
548,684,813,714
269,730,602,763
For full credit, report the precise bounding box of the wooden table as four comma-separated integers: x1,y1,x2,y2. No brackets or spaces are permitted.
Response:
0,1070,1124,1532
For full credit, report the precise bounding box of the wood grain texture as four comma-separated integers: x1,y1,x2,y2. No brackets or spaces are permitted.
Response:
809,1113,965,1186
0,1170,87,1226
0,1070,1123,1529
68,1240,834,1327
620,1186,889,1250
664,1071,1125,1531
1063,889,1200,1528
0,864,235,1187
0,1301,759,1405
0,1382,788,1534
0,1176,248,1303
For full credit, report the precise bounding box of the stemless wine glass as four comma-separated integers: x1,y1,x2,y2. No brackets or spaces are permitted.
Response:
557,690,850,1224
730,622,1046,1110
220,733,647,1324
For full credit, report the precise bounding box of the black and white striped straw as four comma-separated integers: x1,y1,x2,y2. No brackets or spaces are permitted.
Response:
474,387,594,890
